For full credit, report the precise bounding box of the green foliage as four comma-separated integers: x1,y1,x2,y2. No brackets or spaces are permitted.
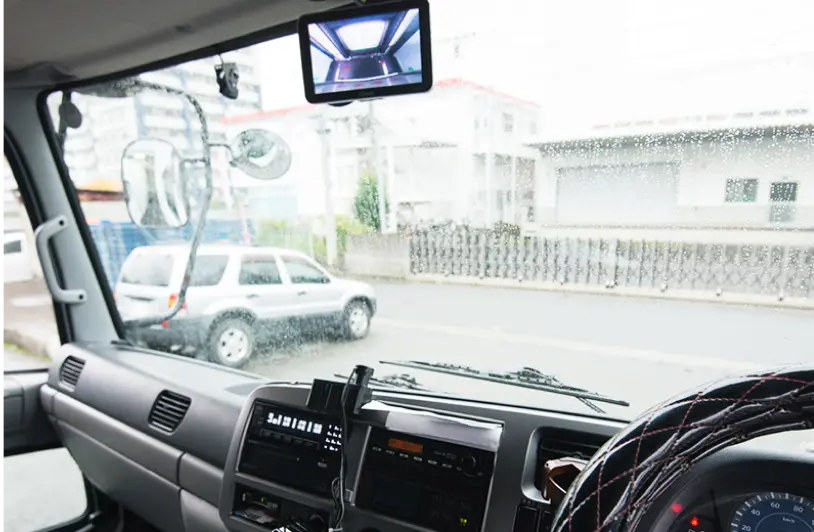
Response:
312,215,372,268
493,221,521,238
353,173,388,231
255,219,311,255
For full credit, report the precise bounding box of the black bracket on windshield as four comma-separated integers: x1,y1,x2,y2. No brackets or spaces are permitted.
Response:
215,55,240,100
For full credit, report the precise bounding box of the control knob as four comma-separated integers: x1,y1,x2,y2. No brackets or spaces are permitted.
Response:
306,514,327,532
460,453,478,475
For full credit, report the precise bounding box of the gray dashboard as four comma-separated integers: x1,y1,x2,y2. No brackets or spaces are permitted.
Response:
39,341,814,532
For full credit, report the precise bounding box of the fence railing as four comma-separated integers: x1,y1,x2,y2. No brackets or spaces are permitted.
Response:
406,228,814,299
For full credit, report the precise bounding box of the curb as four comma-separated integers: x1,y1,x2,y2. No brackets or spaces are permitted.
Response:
3,326,61,361
343,273,814,311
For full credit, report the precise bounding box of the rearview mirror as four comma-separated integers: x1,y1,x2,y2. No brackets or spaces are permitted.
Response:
230,129,292,181
122,138,189,227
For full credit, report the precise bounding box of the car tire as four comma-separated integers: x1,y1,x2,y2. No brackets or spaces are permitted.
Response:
343,300,371,341
208,317,256,368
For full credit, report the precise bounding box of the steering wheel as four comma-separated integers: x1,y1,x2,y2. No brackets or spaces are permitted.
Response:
550,365,814,532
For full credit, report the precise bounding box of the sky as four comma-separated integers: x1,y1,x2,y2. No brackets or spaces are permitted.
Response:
251,0,814,130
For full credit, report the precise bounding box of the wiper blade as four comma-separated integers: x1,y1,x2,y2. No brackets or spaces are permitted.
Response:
334,373,435,392
380,361,629,414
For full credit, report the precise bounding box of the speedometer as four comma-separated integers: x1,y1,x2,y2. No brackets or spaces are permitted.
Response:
730,492,814,532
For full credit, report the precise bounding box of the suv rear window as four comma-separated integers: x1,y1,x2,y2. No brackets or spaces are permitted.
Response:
4,239,23,254
190,255,230,287
120,251,175,286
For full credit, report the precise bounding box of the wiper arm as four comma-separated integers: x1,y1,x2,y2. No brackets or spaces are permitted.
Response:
334,373,435,392
380,361,629,414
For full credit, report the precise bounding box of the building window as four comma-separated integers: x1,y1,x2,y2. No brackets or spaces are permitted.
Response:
725,179,758,203
502,112,514,133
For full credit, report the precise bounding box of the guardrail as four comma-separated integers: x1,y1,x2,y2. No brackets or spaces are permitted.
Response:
406,228,814,300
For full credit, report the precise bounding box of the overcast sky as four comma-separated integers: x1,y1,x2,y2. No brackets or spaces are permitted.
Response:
252,0,814,128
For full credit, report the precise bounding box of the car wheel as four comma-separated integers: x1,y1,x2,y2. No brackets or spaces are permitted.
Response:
343,300,371,340
208,318,255,368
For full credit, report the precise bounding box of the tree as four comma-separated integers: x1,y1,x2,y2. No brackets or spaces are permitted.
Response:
353,172,388,232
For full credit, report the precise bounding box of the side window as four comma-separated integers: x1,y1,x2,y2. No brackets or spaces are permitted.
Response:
282,256,330,284
190,255,229,287
4,155,89,530
724,178,759,203
239,257,282,285
4,238,23,254
119,252,175,286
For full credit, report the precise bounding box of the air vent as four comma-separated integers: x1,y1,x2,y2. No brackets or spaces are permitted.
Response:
536,429,610,490
148,390,191,433
538,429,609,462
59,356,85,388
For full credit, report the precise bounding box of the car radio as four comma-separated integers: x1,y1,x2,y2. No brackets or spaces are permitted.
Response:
355,427,496,532
238,401,343,496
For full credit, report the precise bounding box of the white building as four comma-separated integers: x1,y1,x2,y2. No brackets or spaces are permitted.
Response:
57,49,263,194
224,78,542,228
527,110,814,230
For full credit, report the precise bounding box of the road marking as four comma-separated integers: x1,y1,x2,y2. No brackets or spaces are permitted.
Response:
375,317,761,372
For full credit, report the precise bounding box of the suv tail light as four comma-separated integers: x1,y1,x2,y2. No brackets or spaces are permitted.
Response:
163,293,188,328
167,293,187,310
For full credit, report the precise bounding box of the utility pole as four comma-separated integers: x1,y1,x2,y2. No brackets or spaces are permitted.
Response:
316,114,338,267
368,101,388,233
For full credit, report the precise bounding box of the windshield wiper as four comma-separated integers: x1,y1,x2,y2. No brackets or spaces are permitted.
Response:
380,361,629,414
334,372,435,392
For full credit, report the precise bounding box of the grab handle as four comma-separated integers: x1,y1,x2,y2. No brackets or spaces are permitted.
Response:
34,216,87,305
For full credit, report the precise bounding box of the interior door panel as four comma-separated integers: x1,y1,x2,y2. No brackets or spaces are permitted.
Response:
4,371,61,456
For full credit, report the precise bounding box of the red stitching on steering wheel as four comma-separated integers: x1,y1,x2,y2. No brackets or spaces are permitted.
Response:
550,366,814,532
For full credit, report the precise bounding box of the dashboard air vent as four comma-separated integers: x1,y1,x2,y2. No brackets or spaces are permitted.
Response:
59,356,85,388
148,390,191,433
538,429,610,462
536,429,610,489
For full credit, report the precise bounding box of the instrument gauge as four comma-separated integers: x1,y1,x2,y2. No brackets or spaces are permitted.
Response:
730,492,814,532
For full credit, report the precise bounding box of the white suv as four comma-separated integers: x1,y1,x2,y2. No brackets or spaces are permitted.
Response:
114,244,377,368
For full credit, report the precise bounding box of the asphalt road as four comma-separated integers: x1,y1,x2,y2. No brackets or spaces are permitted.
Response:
4,283,813,530
246,282,814,417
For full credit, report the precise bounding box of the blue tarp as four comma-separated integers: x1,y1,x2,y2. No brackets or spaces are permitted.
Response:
88,220,255,287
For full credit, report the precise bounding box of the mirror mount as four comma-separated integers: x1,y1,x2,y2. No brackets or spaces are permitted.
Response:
117,79,292,334
119,79,214,331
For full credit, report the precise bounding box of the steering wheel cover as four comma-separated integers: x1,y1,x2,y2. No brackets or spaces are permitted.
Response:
550,365,814,532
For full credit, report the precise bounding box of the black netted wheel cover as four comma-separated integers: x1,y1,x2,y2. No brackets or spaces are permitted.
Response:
550,364,814,532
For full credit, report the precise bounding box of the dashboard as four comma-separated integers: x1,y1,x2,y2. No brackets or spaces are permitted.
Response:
37,343,814,532
649,448,814,532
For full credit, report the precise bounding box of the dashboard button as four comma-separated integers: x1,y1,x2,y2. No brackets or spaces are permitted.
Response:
513,505,539,532
460,454,477,472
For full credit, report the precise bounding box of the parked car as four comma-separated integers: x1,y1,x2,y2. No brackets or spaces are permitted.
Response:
114,244,377,367
4,230,35,283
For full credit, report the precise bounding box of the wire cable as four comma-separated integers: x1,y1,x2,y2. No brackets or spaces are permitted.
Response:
330,372,354,531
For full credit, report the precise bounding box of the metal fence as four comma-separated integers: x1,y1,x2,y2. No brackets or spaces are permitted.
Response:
408,228,814,299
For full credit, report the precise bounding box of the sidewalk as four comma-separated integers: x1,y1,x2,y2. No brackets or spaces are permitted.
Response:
3,277,62,361
345,273,814,311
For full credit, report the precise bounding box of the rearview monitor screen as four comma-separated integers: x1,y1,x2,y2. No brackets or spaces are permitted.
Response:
298,0,432,104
